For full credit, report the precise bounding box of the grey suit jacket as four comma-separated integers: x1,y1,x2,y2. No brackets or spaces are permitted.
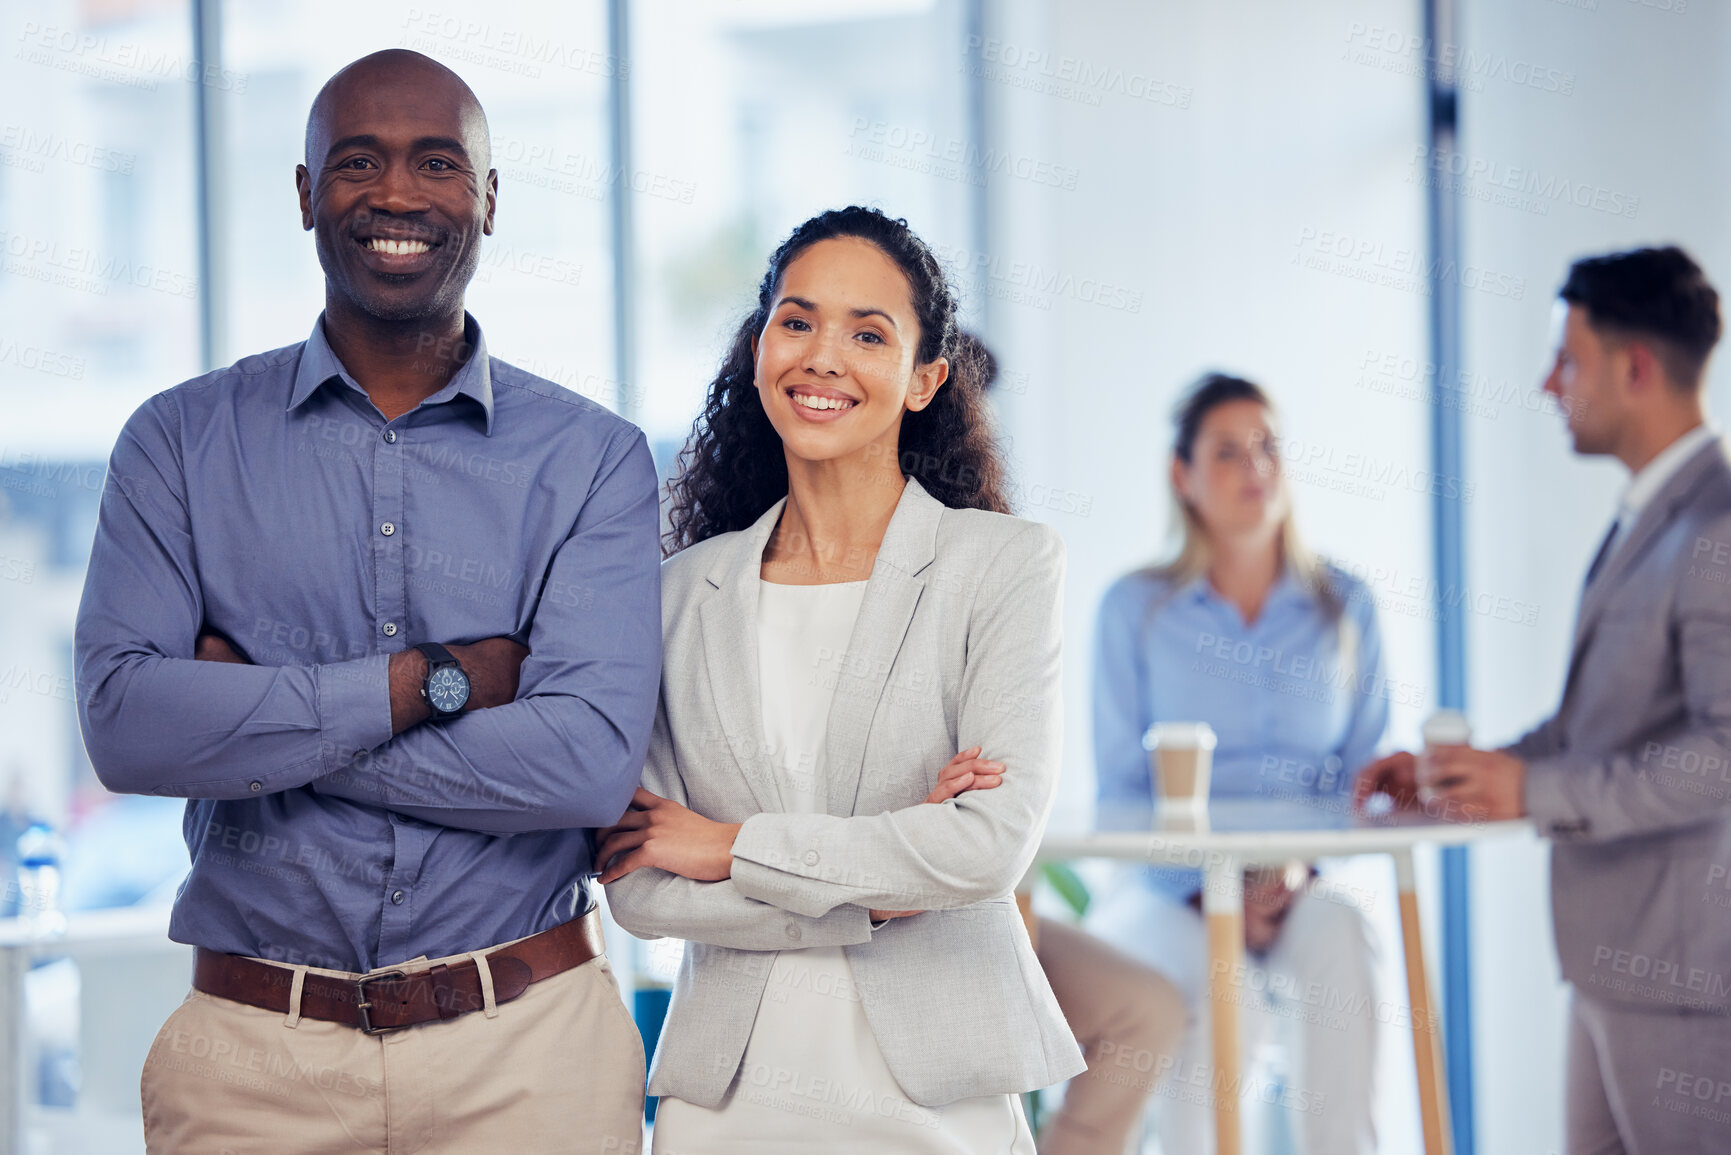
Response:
606,479,1086,1107
1507,436,1731,1014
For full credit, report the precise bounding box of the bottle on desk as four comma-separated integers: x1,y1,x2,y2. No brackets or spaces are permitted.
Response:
15,820,68,938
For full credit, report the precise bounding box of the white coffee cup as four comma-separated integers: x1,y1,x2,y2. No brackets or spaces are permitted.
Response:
1144,721,1217,814
1419,710,1472,802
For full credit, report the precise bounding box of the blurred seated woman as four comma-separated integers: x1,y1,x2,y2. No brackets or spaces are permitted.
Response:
1086,373,1389,1155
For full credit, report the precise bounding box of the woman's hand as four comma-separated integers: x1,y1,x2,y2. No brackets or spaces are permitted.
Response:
1243,864,1305,953
1353,751,1421,811
870,748,1006,921
595,788,743,885
922,746,1005,804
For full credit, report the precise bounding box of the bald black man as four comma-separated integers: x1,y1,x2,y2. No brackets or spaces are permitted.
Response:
76,50,656,1153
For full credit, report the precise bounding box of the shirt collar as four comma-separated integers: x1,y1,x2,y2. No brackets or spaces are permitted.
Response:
287,313,496,435
1619,423,1718,522
1183,566,1307,611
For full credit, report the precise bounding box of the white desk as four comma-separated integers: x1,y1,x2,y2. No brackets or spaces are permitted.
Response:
0,906,185,1155
1024,799,1532,1155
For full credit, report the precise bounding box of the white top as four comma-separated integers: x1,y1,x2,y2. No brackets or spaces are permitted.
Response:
651,580,1034,1154
1606,423,1720,556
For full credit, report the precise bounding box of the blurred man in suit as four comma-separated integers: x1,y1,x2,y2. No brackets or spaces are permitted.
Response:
1358,246,1731,1154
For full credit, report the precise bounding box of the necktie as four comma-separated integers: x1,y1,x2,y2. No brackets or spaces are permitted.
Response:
1583,514,1624,587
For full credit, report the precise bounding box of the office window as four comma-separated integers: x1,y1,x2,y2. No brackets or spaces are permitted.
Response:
629,0,977,455
0,0,200,885
220,0,616,395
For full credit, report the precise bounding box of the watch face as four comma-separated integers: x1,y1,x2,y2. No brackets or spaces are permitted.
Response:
427,666,471,714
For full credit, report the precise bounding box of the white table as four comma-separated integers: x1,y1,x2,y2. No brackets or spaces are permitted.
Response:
0,906,186,1155
1022,798,1531,1155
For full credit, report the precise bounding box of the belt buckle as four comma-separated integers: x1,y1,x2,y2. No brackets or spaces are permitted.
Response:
354,969,409,1035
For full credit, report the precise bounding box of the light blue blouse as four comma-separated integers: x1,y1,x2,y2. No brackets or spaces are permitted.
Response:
1091,564,1389,898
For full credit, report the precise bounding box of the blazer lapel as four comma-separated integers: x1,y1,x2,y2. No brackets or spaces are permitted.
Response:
1567,438,1725,672
820,479,944,818
698,499,787,815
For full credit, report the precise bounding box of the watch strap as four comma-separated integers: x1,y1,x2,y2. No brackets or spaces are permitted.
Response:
414,641,458,670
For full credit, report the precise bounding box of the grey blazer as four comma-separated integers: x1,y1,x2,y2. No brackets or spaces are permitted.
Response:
1507,435,1731,1014
606,479,1086,1108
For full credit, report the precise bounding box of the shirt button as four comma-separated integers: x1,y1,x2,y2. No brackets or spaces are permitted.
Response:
383,430,398,444
381,522,396,537
784,924,802,942
249,780,262,793
802,850,820,867
391,890,405,905
382,622,398,637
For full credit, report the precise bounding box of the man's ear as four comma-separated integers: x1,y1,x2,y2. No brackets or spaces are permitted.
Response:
1624,339,1666,396
483,169,498,236
296,164,314,230
905,357,949,413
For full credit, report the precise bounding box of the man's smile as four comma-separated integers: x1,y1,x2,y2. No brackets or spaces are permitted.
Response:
350,224,446,274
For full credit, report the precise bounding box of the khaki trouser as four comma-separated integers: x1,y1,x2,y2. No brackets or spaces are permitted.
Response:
1034,918,1187,1155
140,943,646,1155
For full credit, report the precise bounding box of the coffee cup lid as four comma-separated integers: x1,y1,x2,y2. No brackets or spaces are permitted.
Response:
1143,721,1218,750
1422,710,1472,745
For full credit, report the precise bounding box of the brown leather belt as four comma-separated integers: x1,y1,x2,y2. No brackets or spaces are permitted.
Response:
193,909,606,1034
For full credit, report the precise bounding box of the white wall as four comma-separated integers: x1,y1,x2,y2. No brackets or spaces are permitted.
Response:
987,0,1438,1147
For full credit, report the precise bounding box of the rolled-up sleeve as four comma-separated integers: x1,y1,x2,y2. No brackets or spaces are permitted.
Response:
75,395,393,798
309,430,663,833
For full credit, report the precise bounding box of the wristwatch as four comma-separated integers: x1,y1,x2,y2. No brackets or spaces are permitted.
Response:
415,642,471,718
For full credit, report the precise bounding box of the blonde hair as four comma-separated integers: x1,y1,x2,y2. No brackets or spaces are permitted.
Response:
1145,373,1342,620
